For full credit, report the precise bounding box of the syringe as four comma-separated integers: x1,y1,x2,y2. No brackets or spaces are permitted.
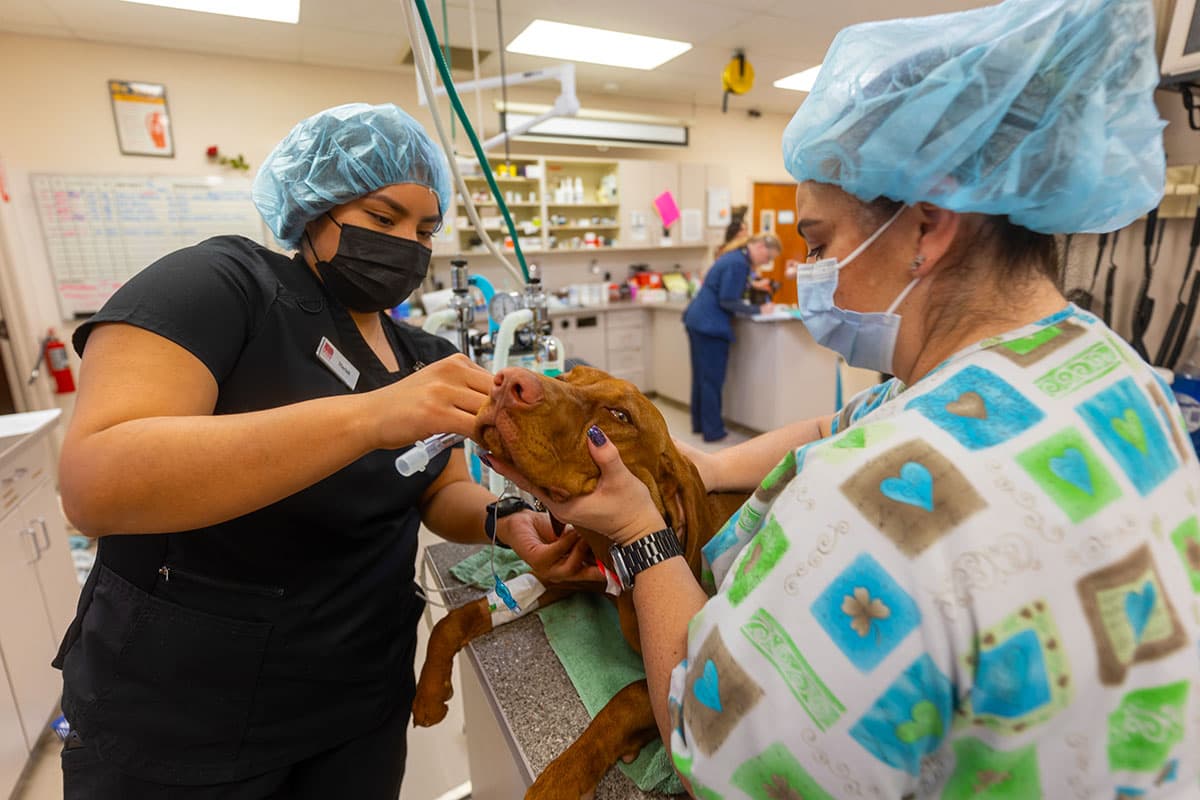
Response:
394,432,466,476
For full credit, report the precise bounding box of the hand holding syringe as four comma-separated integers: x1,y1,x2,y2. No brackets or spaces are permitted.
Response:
394,432,466,476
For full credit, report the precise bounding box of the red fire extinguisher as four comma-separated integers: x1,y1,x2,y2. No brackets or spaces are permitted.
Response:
42,330,75,394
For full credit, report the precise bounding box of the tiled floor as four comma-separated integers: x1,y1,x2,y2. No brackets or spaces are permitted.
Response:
14,396,749,800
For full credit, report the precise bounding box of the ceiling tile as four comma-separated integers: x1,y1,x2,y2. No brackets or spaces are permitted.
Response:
0,0,66,29
0,0,1047,116
301,27,411,70
301,0,406,35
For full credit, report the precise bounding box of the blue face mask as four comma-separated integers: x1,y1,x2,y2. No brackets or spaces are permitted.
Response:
794,206,918,374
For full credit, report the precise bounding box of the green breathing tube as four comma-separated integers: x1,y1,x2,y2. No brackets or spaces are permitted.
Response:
413,0,530,282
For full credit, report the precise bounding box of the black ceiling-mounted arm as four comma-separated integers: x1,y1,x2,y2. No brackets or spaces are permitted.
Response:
1180,83,1200,131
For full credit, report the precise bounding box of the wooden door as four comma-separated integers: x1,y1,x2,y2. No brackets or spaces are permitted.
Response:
752,182,805,305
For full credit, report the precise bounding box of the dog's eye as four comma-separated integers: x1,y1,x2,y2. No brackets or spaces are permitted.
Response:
607,408,632,424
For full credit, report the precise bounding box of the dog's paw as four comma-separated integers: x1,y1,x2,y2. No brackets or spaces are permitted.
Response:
411,681,452,727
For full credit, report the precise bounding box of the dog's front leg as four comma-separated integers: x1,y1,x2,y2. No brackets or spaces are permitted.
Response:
525,679,659,800
413,583,573,726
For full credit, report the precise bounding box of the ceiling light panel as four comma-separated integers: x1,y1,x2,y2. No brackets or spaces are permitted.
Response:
506,20,691,70
118,0,300,24
773,65,822,92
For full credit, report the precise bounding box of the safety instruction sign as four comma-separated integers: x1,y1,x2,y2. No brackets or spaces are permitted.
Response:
108,80,174,158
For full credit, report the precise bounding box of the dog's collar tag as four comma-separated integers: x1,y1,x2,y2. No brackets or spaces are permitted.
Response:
315,336,360,390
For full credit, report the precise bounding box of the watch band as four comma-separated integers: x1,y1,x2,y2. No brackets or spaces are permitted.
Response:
609,527,682,588
484,496,534,549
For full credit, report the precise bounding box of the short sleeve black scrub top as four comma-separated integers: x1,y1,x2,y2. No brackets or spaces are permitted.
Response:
53,235,459,785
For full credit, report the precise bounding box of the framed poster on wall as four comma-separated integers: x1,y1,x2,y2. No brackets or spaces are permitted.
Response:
108,80,174,158
707,187,731,228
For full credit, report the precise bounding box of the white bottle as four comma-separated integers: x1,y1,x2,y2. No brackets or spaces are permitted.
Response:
573,177,584,204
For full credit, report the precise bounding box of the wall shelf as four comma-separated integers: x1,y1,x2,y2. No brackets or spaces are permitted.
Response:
432,243,711,259
448,156,623,254
472,202,541,208
463,175,537,183
545,202,619,208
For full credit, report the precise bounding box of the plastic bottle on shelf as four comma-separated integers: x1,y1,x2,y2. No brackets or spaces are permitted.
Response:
1172,330,1200,456
574,177,584,204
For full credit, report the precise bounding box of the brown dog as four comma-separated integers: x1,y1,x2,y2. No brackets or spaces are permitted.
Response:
412,366,746,799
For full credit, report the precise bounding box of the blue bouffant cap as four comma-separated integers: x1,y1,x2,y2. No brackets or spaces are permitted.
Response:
253,102,452,250
781,0,1166,234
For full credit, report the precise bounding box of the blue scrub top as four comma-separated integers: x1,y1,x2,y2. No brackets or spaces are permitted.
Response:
682,247,763,340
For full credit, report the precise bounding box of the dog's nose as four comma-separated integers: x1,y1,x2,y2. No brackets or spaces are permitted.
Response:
493,367,544,407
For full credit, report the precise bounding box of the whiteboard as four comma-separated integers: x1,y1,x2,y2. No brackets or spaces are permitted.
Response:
30,174,267,318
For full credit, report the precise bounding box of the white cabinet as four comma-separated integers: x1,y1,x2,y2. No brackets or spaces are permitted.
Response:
555,313,607,369
0,483,61,750
0,411,76,797
554,309,651,392
617,161,682,248
651,307,691,404
605,310,649,391
0,665,24,800
28,479,81,645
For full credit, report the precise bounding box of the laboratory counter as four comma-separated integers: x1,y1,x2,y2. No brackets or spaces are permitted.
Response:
423,542,676,800
648,303,866,431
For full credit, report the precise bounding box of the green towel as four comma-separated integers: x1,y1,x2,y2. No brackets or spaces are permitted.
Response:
448,550,682,794
537,593,683,795
448,546,532,589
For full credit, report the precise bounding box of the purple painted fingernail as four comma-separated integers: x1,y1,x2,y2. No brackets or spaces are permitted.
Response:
587,425,607,446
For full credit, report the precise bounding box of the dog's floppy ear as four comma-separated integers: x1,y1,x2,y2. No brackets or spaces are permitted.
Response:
656,441,710,576
560,365,609,387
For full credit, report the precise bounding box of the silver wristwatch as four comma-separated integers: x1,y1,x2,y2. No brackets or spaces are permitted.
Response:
609,527,682,589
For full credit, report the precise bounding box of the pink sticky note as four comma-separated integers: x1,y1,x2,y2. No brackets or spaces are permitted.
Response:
653,191,681,228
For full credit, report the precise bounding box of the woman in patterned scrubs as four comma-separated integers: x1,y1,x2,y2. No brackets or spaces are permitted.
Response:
490,0,1200,797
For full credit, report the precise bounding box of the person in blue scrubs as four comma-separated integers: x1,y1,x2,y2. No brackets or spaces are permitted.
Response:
682,232,780,441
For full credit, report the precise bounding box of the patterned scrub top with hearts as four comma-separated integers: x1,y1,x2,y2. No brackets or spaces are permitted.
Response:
669,305,1200,799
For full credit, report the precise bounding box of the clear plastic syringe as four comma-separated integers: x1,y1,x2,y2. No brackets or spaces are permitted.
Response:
394,432,466,476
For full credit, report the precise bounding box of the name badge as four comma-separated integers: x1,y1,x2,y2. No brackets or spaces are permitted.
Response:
315,336,359,390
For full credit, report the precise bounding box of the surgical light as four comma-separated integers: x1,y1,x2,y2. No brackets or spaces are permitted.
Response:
774,65,822,93
118,0,299,24
506,20,691,70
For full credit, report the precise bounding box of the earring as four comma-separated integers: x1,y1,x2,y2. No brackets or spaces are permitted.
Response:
910,254,927,272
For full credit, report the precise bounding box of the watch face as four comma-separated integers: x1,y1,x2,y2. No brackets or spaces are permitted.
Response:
496,495,528,516
488,292,524,326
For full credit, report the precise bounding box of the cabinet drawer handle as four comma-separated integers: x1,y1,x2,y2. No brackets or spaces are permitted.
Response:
22,528,40,565
35,517,49,552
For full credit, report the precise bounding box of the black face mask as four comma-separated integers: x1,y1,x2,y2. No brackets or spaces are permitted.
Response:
308,215,431,313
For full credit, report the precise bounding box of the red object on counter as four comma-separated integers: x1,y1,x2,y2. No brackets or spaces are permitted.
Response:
629,272,664,289
43,330,75,394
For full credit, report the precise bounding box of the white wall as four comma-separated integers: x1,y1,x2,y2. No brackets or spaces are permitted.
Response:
0,31,794,413
0,33,792,198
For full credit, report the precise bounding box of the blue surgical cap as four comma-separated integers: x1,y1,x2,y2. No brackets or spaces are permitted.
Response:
782,0,1166,234
253,102,453,250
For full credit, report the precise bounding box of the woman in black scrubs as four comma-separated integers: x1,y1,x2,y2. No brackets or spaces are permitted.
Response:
52,102,598,798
